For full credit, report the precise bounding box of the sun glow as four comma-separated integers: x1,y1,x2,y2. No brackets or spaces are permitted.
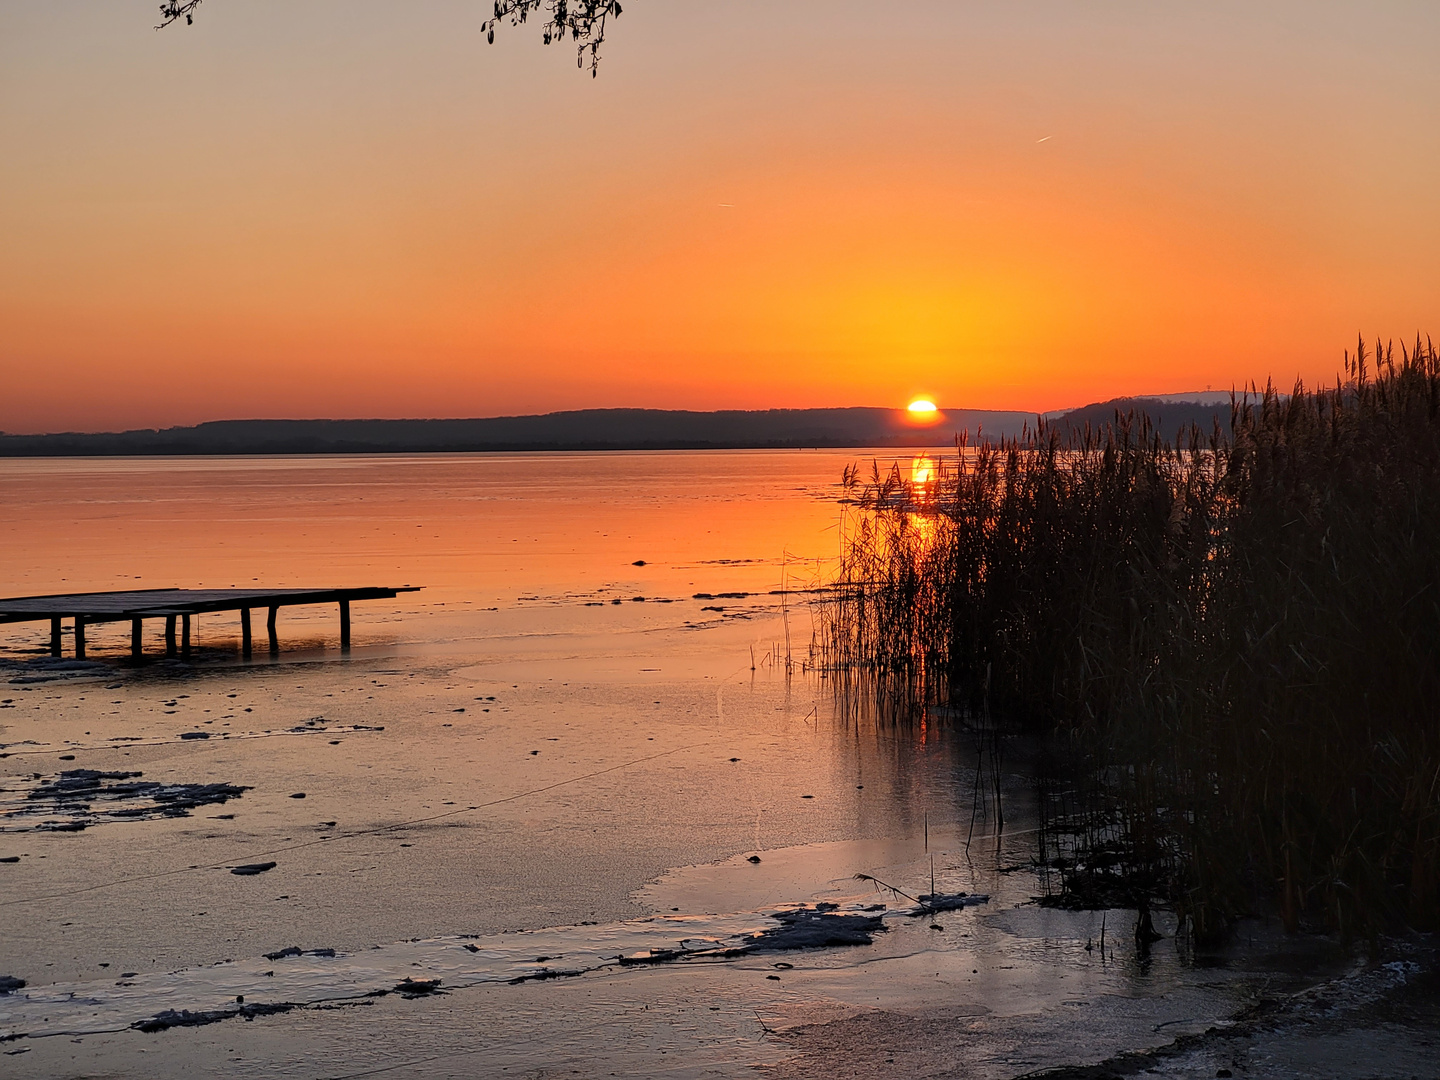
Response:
907,399,938,414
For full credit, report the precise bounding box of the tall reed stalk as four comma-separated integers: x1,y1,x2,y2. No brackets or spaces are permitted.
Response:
824,338,1440,941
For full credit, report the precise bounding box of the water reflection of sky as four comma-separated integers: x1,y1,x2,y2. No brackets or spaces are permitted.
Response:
0,453,1347,1077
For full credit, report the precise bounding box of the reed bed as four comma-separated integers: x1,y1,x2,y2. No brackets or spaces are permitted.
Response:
823,339,1440,941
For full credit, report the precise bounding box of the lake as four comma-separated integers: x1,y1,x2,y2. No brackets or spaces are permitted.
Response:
0,453,1343,1078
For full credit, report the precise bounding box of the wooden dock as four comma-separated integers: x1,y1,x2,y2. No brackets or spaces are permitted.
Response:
0,587,421,660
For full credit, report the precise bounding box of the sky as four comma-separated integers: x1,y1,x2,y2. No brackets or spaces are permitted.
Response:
2,1,1439,433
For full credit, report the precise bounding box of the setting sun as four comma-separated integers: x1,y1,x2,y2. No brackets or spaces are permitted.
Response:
907,399,938,414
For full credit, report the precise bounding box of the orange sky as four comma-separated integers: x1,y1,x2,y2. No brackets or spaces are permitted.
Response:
3,2,1439,433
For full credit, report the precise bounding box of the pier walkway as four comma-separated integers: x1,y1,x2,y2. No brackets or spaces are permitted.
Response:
0,587,420,659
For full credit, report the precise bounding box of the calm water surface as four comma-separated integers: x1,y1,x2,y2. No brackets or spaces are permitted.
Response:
0,453,1338,1078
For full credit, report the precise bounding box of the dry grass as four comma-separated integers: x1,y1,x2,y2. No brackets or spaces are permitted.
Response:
823,338,1440,941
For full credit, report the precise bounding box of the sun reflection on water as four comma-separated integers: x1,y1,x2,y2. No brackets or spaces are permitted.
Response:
910,454,935,488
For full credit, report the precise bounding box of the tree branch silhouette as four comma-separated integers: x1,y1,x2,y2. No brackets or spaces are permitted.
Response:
156,1,621,76
485,1,619,77
156,1,202,28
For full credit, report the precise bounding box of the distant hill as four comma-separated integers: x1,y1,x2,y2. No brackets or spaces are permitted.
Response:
1048,396,1234,444
0,407,1037,456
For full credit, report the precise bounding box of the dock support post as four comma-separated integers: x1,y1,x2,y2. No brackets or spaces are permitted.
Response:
50,617,62,657
131,618,143,659
340,600,350,652
267,605,279,653
74,617,86,661
181,614,191,658
165,615,177,657
241,608,252,657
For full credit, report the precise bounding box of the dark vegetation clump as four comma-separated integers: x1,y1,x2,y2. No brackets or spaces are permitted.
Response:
823,338,1440,942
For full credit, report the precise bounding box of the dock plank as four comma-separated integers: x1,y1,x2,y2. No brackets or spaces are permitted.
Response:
0,587,418,623
0,587,420,658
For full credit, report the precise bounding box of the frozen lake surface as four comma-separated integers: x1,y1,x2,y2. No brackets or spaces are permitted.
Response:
0,453,1349,1077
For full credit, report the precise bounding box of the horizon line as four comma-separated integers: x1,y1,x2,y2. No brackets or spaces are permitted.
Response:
2,392,1234,439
